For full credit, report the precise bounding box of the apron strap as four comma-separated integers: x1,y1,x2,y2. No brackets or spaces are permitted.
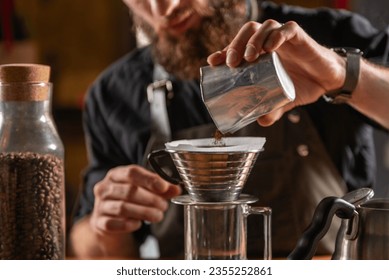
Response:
146,64,173,141
247,0,260,21
141,64,175,259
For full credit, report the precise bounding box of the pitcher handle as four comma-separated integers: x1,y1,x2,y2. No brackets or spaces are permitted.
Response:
287,197,356,260
247,206,272,260
147,149,182,185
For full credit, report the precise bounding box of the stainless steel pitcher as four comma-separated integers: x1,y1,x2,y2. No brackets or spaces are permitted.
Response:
288,188,389,260
332,197,389,259
200,52,295,134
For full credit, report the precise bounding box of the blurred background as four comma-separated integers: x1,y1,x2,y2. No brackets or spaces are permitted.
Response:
1,0,388,254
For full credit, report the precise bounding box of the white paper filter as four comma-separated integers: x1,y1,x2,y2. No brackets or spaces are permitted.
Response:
165,137,266,152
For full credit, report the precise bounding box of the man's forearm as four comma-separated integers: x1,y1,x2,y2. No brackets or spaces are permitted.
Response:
348,60,389,129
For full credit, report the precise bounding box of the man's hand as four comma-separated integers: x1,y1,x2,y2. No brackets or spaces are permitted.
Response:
207,20,346,126
90,164,181,235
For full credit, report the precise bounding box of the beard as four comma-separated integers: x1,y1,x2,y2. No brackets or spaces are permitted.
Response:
133,0,246,80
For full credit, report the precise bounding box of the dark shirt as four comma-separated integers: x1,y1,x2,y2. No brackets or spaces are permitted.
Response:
74,1,389,258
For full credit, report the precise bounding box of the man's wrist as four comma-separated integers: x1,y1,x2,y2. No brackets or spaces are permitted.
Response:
323,48,363,104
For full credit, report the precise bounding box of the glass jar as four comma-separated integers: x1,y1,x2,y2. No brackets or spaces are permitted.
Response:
0,64,65,259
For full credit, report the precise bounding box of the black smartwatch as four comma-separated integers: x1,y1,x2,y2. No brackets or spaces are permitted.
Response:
323,47,363,104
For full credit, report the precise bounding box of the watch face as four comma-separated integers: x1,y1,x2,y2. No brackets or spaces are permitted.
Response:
332,47,363,56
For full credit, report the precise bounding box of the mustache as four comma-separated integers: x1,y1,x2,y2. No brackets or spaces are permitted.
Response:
132,0,245,80
163,3,213,23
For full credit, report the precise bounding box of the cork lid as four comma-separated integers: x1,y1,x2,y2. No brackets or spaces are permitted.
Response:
0,64,51,101
0,64,50,83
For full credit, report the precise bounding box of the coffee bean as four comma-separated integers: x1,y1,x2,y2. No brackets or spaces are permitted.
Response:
212,129,229,146
0,152,64,260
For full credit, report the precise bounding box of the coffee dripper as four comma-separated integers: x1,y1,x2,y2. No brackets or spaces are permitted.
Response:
148,137,272,260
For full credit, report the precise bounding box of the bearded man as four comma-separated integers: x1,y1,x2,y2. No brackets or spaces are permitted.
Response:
70,0,389,259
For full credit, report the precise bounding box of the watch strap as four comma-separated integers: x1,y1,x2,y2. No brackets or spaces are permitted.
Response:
323,48,362,104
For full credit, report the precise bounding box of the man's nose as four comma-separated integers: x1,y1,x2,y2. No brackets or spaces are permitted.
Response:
150,0,180,17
